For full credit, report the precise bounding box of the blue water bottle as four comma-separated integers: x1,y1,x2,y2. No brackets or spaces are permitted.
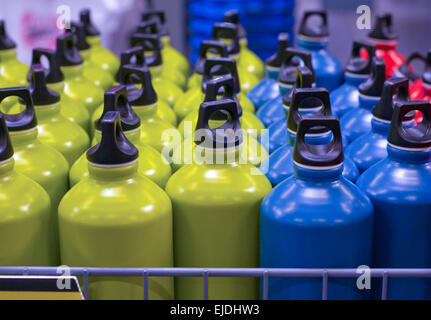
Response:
257,48,313,127
261,116,374,300
247,33,289,109
297,11,343,92
261,88,359,186
331,41,375,117
356,101,431,300
341,57,386,143
346,78,412,173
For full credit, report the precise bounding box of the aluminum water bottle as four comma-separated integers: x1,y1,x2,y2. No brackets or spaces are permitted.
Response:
346,78,411,173
247,33,290,110
166,99,272,300
257,48,314,127
330,41,375,117
356,101,431,300
0,113,53,267
0,88,68,266
297,11,343,92
262,88,358,186
79,9,120,76
341,57,386,143
0,21,27,86
261,116,373,300
59,111,174,300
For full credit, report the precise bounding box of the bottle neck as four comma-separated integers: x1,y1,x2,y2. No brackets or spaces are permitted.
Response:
368,38,398,51
278,83,292,96
239,38,248,49
0,48,17,62
86,35,102,47
61,64,84,78
193,144,242,166
79,49,91,59
9,127,39,146
265,66,280,79
344,72,368,86
31,101,62,119
88,160,139,180
149,64,163,77
47,81,65,93
94,127,141,145
358,94,380,111
371,117,390,135
297,37,327,50
387,144,431,164
161,35,171,47
132,103,158,119
0,157,15,177
293,163,343,181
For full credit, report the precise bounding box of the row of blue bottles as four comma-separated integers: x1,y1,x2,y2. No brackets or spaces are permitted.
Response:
357,101,431,300
297,11,343,92
256,48,314,127
331,41,376,117
341,57,386,143
346,78,412,173
247,33,289,109
261,87,358,186
261,115,373,300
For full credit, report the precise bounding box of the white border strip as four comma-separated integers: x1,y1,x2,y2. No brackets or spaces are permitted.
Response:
387,142,431,152
293,160,343,171
88,159,138,168
0,156,13,166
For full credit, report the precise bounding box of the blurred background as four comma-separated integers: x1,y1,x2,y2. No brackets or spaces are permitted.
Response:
0,0,429,66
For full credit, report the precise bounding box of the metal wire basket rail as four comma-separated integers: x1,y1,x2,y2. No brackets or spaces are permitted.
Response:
1,267,431,300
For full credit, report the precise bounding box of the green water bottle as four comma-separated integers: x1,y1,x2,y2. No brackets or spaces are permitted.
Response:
0,113,53,267
79,9,120,76
166,99,272,300
59,111,174,300
71,85,171,189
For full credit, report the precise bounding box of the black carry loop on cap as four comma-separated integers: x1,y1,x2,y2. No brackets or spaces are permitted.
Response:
194,40,228,75
141,10,168,37
293,116,344,168
283,66,315,107
115,46,146,82
79,8,100,37
194,99,242,150
287,88,333,135
424,50,431,86
29,64,61,106
265,33,289,69
204,75,243,118
398,53,425,82
388,101,431,150
0,113,14,162
359,57,386,96
28,48,64,83
0,20,16,50
95,85,141,133
298,11,329,40
87,111,138,166
130,33,162,67
373,78,411,121
279,48,314,87
223,10,246,40
202,57,241,94
211,22,240,57
345,41,375,76
56,33,83,67
0,88,37,132
118,64,158,107
67,22,90,51
368,14,398,41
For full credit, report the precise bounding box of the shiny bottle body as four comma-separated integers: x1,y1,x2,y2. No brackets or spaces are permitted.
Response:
330,73,367,117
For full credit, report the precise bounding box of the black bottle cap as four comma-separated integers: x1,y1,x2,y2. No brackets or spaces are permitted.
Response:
359,57,386,96
223,10,246,40
202,57,240,94
265,33,289,69
0,87,37,132
28,48,64,83
398,52,425,81
95,85,140,133
345,41,375,75
388,101,431,149
194,99,242,149
211,22,240,57
279,48,314,86
282,66,315,107
373,78,410,121
67,21,90,51
287,88,333,135
87,111,138,165
142,10,168,37
115,46,146,83
368,14,398,41
79,9,100,37
293,116,344,168
204,75,242,118
0,20,16,50
424,50,431,85
130,33,162,67
29,64,61,106
56,33,83,67
136,20,159,36
298,11,329,40
118,64,157,107
194,40,228,75
0,114,14,162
